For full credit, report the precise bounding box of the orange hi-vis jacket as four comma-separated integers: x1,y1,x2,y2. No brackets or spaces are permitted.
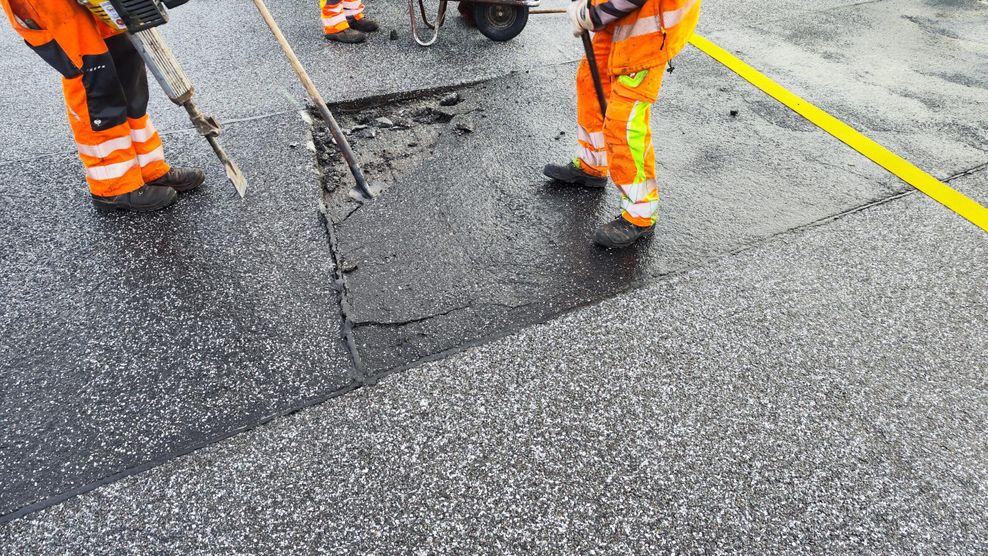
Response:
588,0,701,75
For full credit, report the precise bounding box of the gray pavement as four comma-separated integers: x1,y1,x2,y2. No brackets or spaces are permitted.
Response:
1,165,983,555
0,0,986,548
0,115,352,519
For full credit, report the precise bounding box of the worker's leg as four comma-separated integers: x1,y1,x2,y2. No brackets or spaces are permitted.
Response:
1,0,144,197
342,0,364,21
344,0,379,32
574,30,613,178
603,68,663,227
321,0,367,42
321,0,349,33
103,33,170,184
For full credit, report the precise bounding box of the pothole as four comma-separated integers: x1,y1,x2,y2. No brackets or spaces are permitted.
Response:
313,87,485,225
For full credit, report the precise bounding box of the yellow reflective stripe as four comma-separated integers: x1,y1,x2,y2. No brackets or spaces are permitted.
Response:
690,33,988,233
626,101,650,185
618,70,649,88
77,136,133,158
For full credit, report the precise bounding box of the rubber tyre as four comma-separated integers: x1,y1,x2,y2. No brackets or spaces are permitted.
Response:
472,3,528,42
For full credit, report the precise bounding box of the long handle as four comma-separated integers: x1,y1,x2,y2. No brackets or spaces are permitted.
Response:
581,30,607,117
251,0,373,200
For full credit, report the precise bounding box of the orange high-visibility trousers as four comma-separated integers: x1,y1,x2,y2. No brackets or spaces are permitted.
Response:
575,29,664,227
1,0,169,197
320,0,365,34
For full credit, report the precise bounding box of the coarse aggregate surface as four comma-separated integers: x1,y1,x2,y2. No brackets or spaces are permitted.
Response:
1,0,986,540
2,164,984,555
0,115,351,519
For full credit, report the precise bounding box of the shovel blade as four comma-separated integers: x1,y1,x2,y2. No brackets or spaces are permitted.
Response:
225,159,248,198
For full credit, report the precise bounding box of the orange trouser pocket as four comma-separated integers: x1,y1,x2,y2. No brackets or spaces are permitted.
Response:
604,68,663,226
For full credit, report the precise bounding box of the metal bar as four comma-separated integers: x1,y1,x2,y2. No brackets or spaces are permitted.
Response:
251,0,373,200
582,30,607,116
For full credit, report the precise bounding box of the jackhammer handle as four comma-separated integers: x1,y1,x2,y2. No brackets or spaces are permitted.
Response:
251,0,373,200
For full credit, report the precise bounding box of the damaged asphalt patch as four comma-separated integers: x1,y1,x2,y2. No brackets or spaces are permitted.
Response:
315,57,911,372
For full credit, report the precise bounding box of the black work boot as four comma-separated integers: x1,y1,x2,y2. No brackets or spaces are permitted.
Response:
543,161,608,189
91,184,178,213
593,216,655,249
325,28,367,43
146,167,205,193
347,17,379,32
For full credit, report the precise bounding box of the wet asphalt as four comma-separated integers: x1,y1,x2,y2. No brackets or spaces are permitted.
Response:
0,0,986,548
1,162,984,554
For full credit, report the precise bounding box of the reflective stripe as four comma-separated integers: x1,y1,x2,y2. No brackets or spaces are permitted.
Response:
579,146,608,168
618,70,649,88
577,127,606,149
613,0,699,42
77,136,133,158
623,199,659,219
626,100,650,185
617,180,657,203
137,146,165,167
130,121,158,143
322,14,347,26
608,0,642,13
613,16,661,42
86,158,138,181
662,0,700,30
342,1,362,9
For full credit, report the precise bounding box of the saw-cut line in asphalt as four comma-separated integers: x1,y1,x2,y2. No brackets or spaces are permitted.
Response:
690,34,988,233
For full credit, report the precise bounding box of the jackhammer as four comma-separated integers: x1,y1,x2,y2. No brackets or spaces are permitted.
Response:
79,0,248,196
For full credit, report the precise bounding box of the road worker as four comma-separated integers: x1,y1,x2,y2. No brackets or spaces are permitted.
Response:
544,0,701,248
1,0,204,212
321,0,380,43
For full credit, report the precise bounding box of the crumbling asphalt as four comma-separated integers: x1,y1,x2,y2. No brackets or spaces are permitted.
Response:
0,0,986,548
314,0,988,371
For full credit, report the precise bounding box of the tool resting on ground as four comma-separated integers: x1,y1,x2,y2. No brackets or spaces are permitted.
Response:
251,0,373,200
80,0,248,196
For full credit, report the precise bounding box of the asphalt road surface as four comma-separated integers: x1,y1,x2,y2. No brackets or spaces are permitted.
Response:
0,0,985,552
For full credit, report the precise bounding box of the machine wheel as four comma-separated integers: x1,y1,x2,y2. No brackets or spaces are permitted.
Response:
472,3,528,42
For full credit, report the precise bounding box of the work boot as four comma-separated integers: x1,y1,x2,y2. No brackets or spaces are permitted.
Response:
325,28,367,43
593,216,655,249
543,161,608,189
146,167,205,193
91,184,178,213
347,17,379,32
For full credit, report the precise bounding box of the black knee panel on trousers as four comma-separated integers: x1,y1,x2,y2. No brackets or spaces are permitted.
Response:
80,50,128,131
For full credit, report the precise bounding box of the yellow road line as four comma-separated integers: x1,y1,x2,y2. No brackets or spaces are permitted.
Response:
688,33,988,233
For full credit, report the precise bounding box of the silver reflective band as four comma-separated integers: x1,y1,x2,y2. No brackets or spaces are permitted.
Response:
662,0,699,29
613,0,699,41
578,127,607,149
130,121,158,143
86,158,138,181
322,14,346,26
77,136,133,159
137,146,165,167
